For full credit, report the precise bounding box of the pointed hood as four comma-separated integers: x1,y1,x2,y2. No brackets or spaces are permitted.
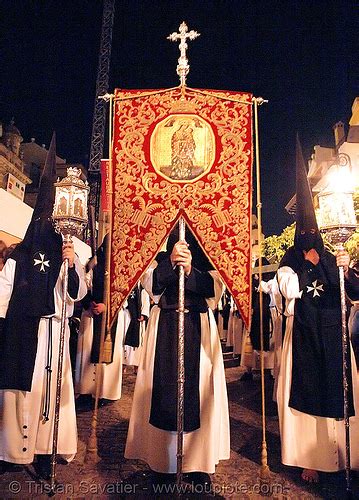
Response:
33,132,58,221
10,132,63,317
294,135,324,253
0,133,69,392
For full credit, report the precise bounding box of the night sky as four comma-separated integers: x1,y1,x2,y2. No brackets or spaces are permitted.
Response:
1,0,358,235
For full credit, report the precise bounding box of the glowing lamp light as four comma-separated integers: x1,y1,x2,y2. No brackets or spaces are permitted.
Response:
52,167,90,238
317,153,357,248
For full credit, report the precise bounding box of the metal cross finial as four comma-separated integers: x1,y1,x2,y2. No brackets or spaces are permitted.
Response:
167,22,200,87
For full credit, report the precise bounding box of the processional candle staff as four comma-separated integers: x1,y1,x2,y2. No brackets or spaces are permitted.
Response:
317,153,357,494
50,167,89,494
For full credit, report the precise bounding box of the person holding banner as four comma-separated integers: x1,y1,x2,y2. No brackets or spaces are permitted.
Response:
125,225,230,487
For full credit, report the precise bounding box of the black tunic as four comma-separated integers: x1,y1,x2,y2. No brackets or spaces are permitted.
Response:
149,256,214,432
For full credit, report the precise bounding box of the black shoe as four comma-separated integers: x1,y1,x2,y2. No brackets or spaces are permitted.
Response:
99,398,114,407
0,460,23,474
34,454,51,480
183,472,212,492
151,471,176,488
151,471,176,482
75,394,93,409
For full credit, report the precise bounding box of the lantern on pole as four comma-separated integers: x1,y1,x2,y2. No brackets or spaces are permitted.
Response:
317,152,357,494
50,167,89,493
53,166,90,238
317,153,356,246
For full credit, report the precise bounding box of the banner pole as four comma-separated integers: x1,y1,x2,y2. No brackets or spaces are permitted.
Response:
176,217,186,489
253,96,270,480
86,93,114,463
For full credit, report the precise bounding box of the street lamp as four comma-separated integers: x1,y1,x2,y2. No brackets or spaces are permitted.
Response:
317,152,357,494
50,166,89,493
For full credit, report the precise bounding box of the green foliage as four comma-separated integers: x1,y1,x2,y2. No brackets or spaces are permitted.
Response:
262,223,295,263
345,231,359,262
354,187,359,222
263,223,359,264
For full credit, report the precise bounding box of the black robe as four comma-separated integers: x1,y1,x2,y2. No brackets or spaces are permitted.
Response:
280,247,358,418
124,285,143,348
250,259,275,351
88,255,106,364
149,256,214,433
221,290,231,331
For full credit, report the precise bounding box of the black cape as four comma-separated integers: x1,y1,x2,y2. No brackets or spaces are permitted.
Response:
0,219,79,391
279,246,357,418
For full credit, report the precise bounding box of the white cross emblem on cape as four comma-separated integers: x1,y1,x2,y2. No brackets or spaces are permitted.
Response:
307,279,324,298
33,252,50,273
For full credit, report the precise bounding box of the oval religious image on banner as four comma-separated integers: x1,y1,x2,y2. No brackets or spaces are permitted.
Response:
150,114,215,182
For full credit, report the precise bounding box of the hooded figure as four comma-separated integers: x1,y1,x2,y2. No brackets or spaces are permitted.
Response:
293,135,324,255
0,133,86,472
279,136,352,418
276,136,359,479
125,221,230,478
150,224,215,432
0,133,64,390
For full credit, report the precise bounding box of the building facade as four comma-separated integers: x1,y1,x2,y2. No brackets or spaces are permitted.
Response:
286,97,359,220
0,120,32,201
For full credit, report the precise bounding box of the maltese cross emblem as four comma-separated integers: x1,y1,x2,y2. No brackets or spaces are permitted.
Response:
306,280,324,298
33,251,50,273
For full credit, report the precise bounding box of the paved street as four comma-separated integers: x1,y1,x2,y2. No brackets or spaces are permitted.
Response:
1,365,358,498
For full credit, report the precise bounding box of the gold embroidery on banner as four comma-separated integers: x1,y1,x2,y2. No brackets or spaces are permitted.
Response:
111,87,252,324
169,98,198,114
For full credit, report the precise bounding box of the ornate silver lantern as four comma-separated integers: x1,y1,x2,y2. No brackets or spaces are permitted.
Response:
317,153,356,248
317,152,357,494
52,166,90,238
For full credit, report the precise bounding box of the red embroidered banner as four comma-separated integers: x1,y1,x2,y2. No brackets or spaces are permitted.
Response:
110,87,253,326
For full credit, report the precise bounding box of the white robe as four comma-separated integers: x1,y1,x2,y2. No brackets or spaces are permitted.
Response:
240,278,279,371
123,287,151,367
261,278,282,399
277,265,359,471
75,307,126,401
0,256,86,464
125,264,230,473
